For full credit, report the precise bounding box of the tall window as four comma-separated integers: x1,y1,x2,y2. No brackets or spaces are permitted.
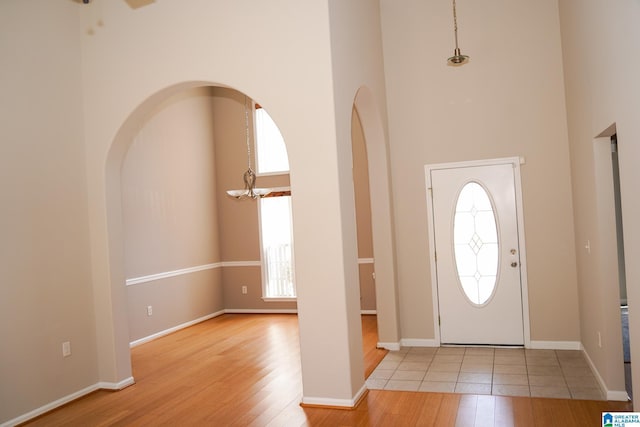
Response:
255,106,289,174
259,196,295,298
255,103,295,298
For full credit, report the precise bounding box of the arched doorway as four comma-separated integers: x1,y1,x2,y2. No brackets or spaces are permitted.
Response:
105,82,298,375
102,81,399,406
352,87,400,350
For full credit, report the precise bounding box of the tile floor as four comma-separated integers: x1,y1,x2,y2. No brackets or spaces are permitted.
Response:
366,346,605,400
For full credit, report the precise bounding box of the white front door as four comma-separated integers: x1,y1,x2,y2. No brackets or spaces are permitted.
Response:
427,161,525,345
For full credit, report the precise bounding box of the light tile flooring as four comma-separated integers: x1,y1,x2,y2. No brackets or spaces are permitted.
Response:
367,347,605,400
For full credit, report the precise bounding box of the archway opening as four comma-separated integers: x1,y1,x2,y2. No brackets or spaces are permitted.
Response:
352,86,401,350
106,83,297,367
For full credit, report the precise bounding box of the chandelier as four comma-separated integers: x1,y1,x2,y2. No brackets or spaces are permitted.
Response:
226,96,272,199
447,0,470,66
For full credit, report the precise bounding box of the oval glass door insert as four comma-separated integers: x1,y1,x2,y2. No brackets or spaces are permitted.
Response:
453,182,499,305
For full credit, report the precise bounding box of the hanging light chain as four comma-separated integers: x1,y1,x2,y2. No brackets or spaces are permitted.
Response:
244,96,253,171
447,0,469,65
226,94,272,199
452,0,460,50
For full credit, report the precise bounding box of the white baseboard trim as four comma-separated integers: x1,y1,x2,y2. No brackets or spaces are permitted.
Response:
224,308,298,314
581,345,629,402
0,384,99,427
130,310,225,347
529,340,581,350
400,338,439,348
96,377,135,390
377,342,401,351
0,377,137,427
607,390,631,401
129,308,376,348
301,384,368,408
130,308,374,349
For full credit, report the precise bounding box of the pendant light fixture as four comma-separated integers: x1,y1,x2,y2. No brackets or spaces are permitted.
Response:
226,96,272,199
447,0,470,66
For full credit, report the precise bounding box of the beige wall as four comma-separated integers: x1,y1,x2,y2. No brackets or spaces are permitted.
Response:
211,88,296,311
212,87,377,313
0,1,98,422
380,0,580,343
121,87,224,341
121,84,377,341
0,0,392,418
14,0,627,421
558,0,640,402
78,0,388,407
123,88,220,277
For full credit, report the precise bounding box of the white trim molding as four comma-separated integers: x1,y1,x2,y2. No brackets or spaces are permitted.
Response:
129,309,304,349
0,377,136,427
126,263,222,286
301,384,368,409
581,345,630,401
0,384,100,427
125,261,263,286
528,340,581,350
221,261,261,268
130,311,225,347
126,259,372,287
377,342,401,351
224,308,298,314
261,297,297,303
361,310,377,315
400,338,439,348
96,377,135,390
607,390,631,402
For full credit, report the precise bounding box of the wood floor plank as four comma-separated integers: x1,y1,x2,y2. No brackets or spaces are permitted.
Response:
455,394,478,427
21,314,632,426
474,395,495,427
493,395,515,427
434,393,462,426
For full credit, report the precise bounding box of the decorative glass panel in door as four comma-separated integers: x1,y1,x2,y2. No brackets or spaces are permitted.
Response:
453,182,499,305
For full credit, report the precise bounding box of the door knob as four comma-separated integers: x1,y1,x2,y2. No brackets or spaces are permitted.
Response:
511,262,518,268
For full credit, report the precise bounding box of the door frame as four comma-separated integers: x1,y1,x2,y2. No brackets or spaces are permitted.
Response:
425,157,531,347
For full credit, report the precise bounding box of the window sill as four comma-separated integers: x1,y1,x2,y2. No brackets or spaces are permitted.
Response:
262,297,297,302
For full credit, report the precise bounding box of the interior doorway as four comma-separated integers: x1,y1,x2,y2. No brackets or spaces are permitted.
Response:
426,158,530,346
351,106,377,315
611,133,632,399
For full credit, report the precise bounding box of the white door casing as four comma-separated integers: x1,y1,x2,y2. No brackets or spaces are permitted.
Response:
425,158,530,346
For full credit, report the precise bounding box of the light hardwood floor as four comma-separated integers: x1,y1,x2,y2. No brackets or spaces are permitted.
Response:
23,314,631,426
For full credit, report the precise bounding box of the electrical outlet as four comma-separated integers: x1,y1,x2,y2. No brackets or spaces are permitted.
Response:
147,305,153,316
62,341,71,357
241,285,247,295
